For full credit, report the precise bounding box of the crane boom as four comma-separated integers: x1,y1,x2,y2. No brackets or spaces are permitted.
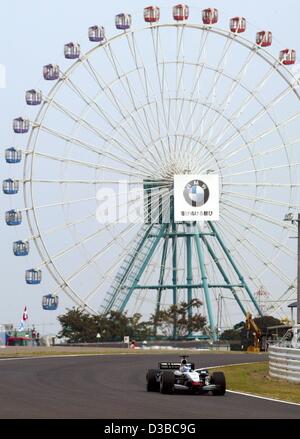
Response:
245,312,261,352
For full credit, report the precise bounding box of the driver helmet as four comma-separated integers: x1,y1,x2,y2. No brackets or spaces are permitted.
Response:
180,359,191,372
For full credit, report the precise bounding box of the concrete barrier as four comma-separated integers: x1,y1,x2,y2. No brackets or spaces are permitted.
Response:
269,346,300,383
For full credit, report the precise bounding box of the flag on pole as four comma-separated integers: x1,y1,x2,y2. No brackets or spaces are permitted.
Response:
22,306,28,321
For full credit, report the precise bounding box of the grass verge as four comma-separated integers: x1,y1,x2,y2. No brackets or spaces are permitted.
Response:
211,361,300,404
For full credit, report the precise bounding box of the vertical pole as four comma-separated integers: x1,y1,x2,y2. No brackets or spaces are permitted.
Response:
186,233,193,337
194,229,217,341
297,214,300,325
170,195,177,339
172,221,178,339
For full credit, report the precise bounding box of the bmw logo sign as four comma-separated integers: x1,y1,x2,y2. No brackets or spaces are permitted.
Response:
183,180,209,207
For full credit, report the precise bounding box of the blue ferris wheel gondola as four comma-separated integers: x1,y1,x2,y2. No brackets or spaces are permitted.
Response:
5,210,22,226
5,148,22,164
42,294,59,311
3,179,20,195
25,269,42,285
13,240,29,256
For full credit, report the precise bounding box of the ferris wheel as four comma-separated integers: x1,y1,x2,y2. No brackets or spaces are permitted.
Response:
4,4,300,338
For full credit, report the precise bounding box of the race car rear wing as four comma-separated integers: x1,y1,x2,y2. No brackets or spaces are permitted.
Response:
159,362,193,370
159,362,181,370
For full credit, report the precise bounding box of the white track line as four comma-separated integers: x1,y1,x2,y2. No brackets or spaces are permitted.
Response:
206,362,300,408
226,390,300,407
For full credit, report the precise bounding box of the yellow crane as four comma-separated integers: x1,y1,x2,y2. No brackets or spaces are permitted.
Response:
245,312,261,352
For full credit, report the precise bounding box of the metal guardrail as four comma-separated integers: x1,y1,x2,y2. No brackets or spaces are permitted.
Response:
269,345,300,383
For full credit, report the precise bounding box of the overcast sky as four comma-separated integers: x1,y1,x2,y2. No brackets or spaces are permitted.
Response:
0,0,299,335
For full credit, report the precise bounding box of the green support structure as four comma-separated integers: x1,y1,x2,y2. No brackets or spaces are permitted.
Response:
208,222,263,317
119,224,168,313
186,233,193,337
201,235,248,316
103,181,264,342
194,228,217,341
154,228,169,335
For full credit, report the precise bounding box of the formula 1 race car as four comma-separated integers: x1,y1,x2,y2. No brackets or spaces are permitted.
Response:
146,356,226,395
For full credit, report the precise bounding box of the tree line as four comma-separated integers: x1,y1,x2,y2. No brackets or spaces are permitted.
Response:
57,299,207,343
57,302,285,344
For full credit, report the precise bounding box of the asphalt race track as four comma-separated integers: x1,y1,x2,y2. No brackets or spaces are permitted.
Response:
0,353,299,419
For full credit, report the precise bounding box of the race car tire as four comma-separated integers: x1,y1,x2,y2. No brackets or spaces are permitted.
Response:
146,369,159,391
160,371,175,394
211,371,226,395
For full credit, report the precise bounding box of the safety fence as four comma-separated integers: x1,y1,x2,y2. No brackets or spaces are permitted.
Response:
269,345,300,383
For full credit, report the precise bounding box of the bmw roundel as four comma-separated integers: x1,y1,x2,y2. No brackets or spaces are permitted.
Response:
183,180,210,207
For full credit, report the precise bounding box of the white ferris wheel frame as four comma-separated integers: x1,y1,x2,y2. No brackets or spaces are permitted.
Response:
19,22,300,315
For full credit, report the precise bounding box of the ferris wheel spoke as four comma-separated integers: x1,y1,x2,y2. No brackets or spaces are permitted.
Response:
200,87,288,169
222,189,300,210
221,204,294,258
26,179,144,187
223,181,300,188
129,32,165,148
48,94,148,162
62,69,156,164
206,111,300,174
268,286,296,315
124,32,171,164
213,106,300,160
27,150,143,177
175,96,248,170
45,98,159,169
150,27,176,148
31,187,168,253
219,217,292,285
221,198,294,231
102,42,164,154
28,212,97,249
212,60,298,150
180,34,236,159
53,222,138,292
156,26,179,135
124,34,161,134
40,192,170,270
174,30,210,157
53,202,171,292
23,195,98,212
83,249,131,304
41,214,137,269
61,78,164,174
222,161,300,178
35,123,154,175
214,221,262,290
204,51,273,146
218,137,300,172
